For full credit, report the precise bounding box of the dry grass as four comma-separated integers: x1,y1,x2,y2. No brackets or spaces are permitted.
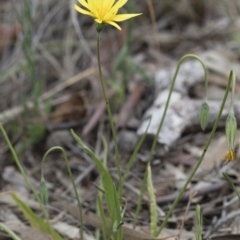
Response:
1,0,240,239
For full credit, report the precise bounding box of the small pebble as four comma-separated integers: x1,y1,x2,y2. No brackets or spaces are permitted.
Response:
117,130,139,153
46,130,73,149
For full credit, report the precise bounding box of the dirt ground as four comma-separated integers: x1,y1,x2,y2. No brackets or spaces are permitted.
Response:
1,1,240,239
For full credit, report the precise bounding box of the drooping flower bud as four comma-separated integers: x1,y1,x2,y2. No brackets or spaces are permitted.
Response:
199,101,209,131
225,109,237,150
39,178,49,205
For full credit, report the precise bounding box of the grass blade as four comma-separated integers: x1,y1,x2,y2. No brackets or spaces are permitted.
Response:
9,192,63,240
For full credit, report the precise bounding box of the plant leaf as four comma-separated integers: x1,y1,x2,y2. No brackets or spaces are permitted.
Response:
9,193,63,240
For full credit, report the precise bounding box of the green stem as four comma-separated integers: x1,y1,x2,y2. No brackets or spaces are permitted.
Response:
230,71,236,110
0,123,50,225
157,70,233,235
222,172,240,201
96,32,122,186
204,63,208,102
0,222,22,240
149,54,208,167
133,54,208,228
41,146,84,240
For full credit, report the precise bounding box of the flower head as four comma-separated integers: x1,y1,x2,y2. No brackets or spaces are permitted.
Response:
224,149,235,165
74,0,142,30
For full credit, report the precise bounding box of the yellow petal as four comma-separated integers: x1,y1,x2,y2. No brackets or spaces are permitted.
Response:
74,5,95,17
103,0,127,20
224,149,235,164
88,0,95,12
106,20,121,30
112,13,142,22
109,0,116,8
78,0,90,10
103,0,115,10
114,0,128,9
95,19,103,24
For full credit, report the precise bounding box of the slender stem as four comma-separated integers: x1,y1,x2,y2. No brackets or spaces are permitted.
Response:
157,70,233,235
0,222,22,240
204,65,208,102
149,54,208,166
96,32,121,185
230,71,236,110
0,123,50,224
133,54,208,228
41,146,84,240
222,172,240,201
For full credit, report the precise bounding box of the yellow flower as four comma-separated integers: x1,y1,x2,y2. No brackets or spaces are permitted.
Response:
224,149,235,164
74,0,142,30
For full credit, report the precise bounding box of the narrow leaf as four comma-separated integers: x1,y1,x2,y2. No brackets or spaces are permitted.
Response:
9,193,63,240
147,164,157,236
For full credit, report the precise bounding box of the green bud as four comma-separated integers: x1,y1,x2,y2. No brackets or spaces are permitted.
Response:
96,23,105,33
199,102,209,131
225,109,237,150
39,178,49,205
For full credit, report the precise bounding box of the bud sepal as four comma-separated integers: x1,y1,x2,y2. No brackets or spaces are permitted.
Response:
199,101,210,131
39,178,49,206
225,108,237,150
